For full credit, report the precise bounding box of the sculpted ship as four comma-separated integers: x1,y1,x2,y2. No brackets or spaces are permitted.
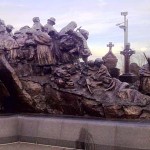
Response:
0,17,150,119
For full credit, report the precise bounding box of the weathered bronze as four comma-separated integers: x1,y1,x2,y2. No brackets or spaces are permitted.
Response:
120,43,135,74
102,42,119,78
119,43,137,83
0,18,149,119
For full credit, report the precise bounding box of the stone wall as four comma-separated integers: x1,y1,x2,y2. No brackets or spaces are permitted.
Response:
0,115,150,150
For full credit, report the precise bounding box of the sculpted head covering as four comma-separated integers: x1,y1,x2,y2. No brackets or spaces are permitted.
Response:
26,28,34,34
6,25,14,30
47,17,56,25
19,26,30,34
79,29,89,39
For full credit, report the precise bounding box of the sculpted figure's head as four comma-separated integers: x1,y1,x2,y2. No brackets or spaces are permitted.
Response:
47,17,56,25
19,26,30,34
0,19,5,26
33,17,40,23
26,28,34,34
6,25,14,33
79,29,89,40
14,31,23,39
94,58,103,68
43,25,48,33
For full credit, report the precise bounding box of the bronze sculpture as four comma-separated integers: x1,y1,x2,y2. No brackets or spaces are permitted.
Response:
0,18,149,119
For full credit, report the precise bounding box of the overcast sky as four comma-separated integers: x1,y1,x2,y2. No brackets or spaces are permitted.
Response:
0,0,150,60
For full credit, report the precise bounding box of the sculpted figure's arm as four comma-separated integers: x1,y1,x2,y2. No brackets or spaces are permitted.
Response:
33,31,52,45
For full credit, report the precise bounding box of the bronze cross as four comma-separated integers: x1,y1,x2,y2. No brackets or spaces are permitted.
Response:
120,43,135,74
107,42,114,52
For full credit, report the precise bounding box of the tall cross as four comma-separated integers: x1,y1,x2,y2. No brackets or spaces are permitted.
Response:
107,42,114,52
120,43,135,74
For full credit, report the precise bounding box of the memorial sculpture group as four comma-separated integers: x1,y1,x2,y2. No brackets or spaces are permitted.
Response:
0,17,150,119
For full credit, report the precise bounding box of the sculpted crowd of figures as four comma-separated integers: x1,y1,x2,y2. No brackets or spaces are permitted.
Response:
0,17,91,65
0,17,150,118
0,17,150,97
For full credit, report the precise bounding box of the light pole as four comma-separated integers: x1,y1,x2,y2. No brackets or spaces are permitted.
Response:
116,12,128,49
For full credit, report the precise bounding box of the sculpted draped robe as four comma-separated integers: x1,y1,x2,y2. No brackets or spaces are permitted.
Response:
0,34,19,59
33,31,54,65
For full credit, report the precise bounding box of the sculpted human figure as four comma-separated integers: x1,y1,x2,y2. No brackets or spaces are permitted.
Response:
59,22,91,63
19,26,31,40
60,26,91,63
43,25,49,33
0,19,7,35
50,31,61,63
33,28,54,66
0,19,6,27
13,31,26,47
0,26,18,60
59,21,81,63
19,26,30,34
78,58,113,93
59,32,80,63
91,58,113,90
32,17,43,31
0,26,6,52
45,17,58,36
76,28,91,63
81,58,129,96
25,29,36,60
139,57,150,95
13,31,27,60
44,18,61,63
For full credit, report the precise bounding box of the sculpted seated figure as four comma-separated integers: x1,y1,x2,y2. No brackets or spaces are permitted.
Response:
88,58,115,92
79,58,129,96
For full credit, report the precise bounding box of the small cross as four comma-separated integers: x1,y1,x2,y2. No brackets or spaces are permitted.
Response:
107,42,114,52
